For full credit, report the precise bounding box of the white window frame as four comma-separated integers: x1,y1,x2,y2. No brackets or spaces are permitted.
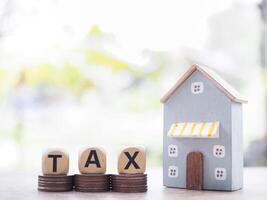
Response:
215,168,226,180
213,145,225,158
191,82,204,94
168,166,178,178
168,145,178,157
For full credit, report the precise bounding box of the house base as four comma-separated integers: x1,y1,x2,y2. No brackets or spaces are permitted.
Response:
163,184,242,192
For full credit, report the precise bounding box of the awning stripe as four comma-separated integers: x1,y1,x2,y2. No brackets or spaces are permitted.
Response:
198,123,206,137
208,122,216,137
190,123,197,136
167,122,219,138
169,124,177,137
180,123,188,136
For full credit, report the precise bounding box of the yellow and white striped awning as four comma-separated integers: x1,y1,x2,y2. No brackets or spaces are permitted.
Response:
167,122,219,138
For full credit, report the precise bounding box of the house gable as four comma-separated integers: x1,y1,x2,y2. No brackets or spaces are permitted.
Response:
161,64,247,104
163,69,232,124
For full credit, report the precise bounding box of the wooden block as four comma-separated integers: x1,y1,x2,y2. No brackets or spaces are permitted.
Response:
79,147,106,174
42,149,69,175
118,147,146,174
186,151,203,190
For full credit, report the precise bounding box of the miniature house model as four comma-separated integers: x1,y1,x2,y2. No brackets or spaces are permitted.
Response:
161,64,247,191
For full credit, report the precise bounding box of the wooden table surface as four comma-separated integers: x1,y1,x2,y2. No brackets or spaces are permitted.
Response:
0,167,266,200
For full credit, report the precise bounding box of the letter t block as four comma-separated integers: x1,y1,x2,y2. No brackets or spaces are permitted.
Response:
42,149,69,175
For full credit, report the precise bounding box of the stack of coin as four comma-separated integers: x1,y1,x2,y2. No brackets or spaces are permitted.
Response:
38,175,74,192
75,147,110,192
111,174,147,193
74,174,111,192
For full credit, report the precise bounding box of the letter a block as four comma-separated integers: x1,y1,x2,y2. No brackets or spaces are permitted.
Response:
118,147,146,174
79,147,106,174
42,149,69,175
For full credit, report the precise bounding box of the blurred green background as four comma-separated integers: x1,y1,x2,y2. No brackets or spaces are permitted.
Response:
0,0,266,172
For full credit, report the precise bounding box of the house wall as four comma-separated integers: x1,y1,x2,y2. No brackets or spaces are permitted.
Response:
163,70,235,191
231,102,243,190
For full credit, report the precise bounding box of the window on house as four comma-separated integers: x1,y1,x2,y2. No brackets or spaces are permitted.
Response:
191,82,204,94
168,166,178,178
215,168,226,180
213,145,225,158
168,145,178,157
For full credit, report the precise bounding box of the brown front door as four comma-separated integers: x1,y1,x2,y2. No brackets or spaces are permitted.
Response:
186,152,203,190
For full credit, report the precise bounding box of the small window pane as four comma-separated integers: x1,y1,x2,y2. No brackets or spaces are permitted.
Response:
213,145,225,158
168,145,178,157
191,82,204,94
168,166,178,178
215,168,226,180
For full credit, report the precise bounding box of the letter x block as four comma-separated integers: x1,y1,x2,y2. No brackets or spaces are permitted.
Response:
79,147,106,174
42,149,69,175
118,147,146,174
